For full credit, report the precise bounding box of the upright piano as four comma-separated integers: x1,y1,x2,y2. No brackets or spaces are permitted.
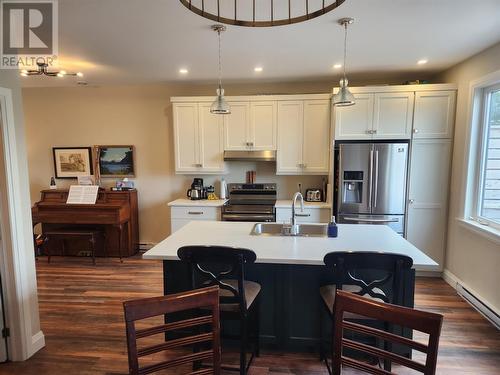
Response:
32,189,139,258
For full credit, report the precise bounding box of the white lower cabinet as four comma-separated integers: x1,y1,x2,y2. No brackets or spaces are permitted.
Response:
170,206,220,233
276,207,331,224
406,139,452,268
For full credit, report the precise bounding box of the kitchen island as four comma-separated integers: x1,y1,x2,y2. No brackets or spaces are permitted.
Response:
143,221,437,351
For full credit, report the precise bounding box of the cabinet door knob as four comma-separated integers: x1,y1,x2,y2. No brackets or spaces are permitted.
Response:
409,199,415,204
413,129,419,134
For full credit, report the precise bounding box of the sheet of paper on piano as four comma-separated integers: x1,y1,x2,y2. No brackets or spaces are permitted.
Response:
66,185,99,204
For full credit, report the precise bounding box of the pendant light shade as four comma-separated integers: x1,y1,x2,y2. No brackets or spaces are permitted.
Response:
333,17,355,107
211,86,231,114
210,24,231,115
333,78,355,106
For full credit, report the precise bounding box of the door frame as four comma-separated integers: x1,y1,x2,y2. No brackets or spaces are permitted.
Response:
0,87,45,361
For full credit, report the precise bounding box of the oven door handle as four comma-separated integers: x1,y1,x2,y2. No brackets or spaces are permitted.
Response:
222,214,274,221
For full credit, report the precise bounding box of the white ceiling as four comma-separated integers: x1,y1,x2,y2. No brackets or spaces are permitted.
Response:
20,0,500,87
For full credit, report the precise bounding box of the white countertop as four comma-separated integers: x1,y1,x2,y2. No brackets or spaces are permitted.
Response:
143,221,438,271
275,200,331,209
168,199,227,207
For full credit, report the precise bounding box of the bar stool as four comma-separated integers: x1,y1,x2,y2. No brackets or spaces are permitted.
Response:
319,251,413,374
178,245,261,375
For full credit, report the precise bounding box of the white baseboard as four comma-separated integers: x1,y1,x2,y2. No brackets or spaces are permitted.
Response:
442,269,499,329
30,330,45,356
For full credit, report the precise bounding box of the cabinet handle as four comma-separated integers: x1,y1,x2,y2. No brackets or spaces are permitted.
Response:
365,130,372,134
295,213,311,217
193,163,202,167
248,142,254,146
297,163,304,167
188,211,204,215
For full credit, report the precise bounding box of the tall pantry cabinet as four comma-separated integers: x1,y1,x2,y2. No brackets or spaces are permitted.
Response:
406,90,456,269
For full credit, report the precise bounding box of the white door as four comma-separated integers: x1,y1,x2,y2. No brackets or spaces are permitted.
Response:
373,92,414,139
198,104,224,173
407,139,452,268
223,102,250,150
413,91,456,139
302,100,330,174
334,93,374,140
173,103,200,173
250,101,277,150
276,101,304,174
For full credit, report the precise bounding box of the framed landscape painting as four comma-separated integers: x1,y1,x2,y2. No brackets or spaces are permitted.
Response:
97,145,135,178
53,147,93,179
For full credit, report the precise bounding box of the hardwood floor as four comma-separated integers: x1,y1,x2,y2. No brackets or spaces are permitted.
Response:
0,256,498,374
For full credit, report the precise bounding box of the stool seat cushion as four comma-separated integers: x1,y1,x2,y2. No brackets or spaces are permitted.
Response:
320,284,386,318
212,279,261,312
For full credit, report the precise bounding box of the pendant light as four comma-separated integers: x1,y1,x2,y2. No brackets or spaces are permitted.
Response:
210,24,231,115
333,17,355,107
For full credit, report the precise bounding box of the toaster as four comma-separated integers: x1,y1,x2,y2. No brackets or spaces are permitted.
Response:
305,189,323,202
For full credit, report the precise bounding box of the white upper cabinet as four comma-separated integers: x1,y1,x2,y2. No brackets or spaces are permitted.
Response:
277,99,330,175
223,101,277,150
334,93,374,140
250,101,277,150
373,92,414,139
223,102,250,150
413,91,456,139
198,104,225,172
335,92,414,140
277,101,303,174
302,100,331,173
173,103,224,174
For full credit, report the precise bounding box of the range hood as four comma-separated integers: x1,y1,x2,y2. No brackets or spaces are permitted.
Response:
224,150,276,162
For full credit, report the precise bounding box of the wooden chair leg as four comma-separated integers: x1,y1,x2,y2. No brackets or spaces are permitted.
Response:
90,235,96,265
240,317,247,375
117,224,123,263
254,299,260,357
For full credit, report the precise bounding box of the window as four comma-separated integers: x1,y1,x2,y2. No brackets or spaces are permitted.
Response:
475,83,500,229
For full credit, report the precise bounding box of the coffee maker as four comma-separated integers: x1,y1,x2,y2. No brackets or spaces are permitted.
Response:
187,178,204,200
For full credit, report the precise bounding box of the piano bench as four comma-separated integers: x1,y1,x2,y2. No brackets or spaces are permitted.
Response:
43,229,104,265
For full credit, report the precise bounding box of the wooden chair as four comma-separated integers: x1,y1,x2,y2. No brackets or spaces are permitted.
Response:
320,252,414,372
332,290,443,375
178,246,261,375
123,286,221,375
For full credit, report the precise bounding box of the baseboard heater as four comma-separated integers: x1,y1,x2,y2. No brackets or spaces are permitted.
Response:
456,283,500,329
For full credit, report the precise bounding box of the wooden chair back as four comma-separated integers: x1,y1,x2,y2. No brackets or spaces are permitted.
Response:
332,290,443,375
178,246,257,313
323,252,413,305
123,286,221,375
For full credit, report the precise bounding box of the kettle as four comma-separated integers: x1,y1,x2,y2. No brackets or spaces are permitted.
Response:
187,188,201,200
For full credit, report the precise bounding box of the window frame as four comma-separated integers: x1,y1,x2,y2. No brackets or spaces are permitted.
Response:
471,83,500,231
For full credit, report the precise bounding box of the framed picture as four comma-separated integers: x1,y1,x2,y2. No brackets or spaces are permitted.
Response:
97,145,135,178
53,147,93,179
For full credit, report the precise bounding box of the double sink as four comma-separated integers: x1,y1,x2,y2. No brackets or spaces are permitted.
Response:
251,222,328,237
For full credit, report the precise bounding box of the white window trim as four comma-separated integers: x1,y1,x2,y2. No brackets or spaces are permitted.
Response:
460,69,500,241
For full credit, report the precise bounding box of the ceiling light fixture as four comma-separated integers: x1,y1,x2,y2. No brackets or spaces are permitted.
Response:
254,67,263,72
333,17,355,107
210,24,231,115
417,59,428,65
179,0,346,27
179,68,188,74
20,62,83,78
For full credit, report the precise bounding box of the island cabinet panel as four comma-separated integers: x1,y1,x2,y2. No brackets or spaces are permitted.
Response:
162,260,415,353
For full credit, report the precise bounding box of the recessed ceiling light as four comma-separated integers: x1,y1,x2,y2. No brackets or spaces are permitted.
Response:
179,68,188,74
417,59,428,65
254,67,263,72
333,64,342,69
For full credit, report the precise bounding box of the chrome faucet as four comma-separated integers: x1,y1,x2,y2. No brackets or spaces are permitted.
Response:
289,192,305,235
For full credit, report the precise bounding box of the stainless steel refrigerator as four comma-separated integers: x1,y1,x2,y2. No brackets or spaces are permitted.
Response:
336,142,409,235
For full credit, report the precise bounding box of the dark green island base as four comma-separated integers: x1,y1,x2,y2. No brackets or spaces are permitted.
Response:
163,260,415,353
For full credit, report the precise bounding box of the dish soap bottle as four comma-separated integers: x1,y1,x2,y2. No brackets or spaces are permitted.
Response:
328,216,338,238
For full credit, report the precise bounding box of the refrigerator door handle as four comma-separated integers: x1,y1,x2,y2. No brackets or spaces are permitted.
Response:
344,217,399,223
368,149,373,208
374,150,379,208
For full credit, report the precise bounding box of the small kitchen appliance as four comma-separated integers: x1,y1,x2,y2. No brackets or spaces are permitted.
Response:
187,178,204,200
305,189,323,202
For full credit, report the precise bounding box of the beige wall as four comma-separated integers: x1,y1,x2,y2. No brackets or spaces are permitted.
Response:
23,79,366,244
436,42,500,312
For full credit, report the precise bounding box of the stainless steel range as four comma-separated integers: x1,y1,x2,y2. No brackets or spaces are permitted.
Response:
221,183,277,222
